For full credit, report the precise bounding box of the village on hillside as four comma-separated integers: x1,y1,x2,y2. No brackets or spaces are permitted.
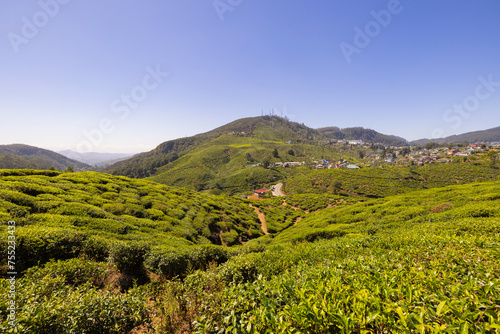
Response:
246,139,500,172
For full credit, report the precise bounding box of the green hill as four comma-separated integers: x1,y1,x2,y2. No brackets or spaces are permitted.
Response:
1,171,499,332
411,125,500,145
104,116,405,193
318,126,407,146
284,160,500,198
103,116,321,178
0,144,90,171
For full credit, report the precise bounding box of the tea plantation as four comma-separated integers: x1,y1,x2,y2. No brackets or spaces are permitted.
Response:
285,161,500,198
0,169,499,333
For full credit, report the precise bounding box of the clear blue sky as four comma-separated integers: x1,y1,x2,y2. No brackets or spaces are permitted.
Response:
1,0,500,153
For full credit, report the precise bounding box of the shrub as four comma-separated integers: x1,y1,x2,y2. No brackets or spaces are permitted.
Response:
81,236,110,262
0,277,150,333
294,229,347,243
217,252,261,284
11,227,88,274
108,242,150,278
23,258,110,288
221,229,239,246
145,245,231,279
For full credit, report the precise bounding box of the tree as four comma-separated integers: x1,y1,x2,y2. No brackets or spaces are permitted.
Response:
210,183,222,195
245,152,254,162
333,180,342,194
49,166,56,171
487,150,498,168
287,149,295,156
358,151,364,159
425,142,439,150
272,148,279,158
65,166,74,173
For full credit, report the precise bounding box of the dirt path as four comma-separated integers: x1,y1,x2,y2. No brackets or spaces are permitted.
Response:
249,204,268,234
293,216,302,226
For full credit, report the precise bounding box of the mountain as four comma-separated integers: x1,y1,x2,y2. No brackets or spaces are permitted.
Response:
411,126,500,145
317,126,408,146
58,150,134,167
103,116,408,193
103,116,321,177
0,144,90,170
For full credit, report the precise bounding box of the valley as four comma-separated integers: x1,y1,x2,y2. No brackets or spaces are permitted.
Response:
1,116,500,333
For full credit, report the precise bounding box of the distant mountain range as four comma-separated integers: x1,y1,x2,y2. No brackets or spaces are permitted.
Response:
58,150,134,167
411,126,500,145
0,144,90,170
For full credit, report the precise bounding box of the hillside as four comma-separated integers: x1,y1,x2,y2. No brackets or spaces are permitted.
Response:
104,116,407,193
1,172,498,332
318,126,407,146
103,116,321,178
411,125,500,145
0,144,90,171
284,160,500,197
0,170,266,257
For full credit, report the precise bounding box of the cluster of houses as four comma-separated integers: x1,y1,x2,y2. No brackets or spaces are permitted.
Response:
273,161,305,167
247,160,362,169
247,161,306,168
247,141,500,197
228,131,250,136
376,143,500,166
246,139,500,171
312,160,360,169
324,139,366,146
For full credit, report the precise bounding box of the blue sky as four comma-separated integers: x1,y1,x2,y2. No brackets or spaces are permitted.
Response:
1,0,500,153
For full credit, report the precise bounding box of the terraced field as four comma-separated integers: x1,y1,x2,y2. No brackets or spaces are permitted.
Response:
0,169,499,333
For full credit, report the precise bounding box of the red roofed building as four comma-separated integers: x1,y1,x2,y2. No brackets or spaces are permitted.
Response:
253,188,269,198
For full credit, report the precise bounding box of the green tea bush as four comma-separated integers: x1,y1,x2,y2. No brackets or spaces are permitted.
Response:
108,242,150,277
198,221,500,333
0,277,150,333
0,190,35,208
13,227,88,274
23,258,110,288
293,228,347,243
221,229,239,245
146,245,233,279
81,236,110,262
